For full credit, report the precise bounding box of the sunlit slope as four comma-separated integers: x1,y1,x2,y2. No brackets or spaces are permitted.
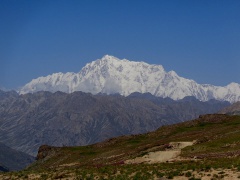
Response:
29,114,240,171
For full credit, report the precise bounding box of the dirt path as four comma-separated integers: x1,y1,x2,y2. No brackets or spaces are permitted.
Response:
125,141,194,164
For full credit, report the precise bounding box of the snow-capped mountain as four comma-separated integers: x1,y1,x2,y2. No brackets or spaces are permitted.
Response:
19,55,240,103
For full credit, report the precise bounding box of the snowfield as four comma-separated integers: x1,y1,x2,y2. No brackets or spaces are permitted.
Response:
19,55,240,103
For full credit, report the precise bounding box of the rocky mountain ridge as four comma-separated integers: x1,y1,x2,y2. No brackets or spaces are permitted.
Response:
0,142,34,171
0,90,229,156
220,101,240,115
19,55,240,103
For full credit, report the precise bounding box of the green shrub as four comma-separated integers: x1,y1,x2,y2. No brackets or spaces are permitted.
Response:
156,172,165,177
40,173,48,180
205,165,211,171
189,178,201,180
133,172,142,180
237,166,240,171
167,174,174,179
185,171,192,177
86,173,94,180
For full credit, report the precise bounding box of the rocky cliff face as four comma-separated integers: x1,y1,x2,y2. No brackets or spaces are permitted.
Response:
36,145,60,160
19,55,240,103
0,90,230,156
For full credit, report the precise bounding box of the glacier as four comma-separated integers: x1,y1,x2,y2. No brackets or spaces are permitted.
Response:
19,55,240,103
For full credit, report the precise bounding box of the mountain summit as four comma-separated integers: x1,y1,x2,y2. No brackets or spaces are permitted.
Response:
19,55,240,103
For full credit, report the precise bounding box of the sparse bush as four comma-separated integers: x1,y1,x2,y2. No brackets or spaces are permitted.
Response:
113,174,128,180
220,174,225,178
237,166,240,171
133,172,142,180
23,174,28,179
41,173,48,180
189,178,201,180
185,171,192,177
156,172,165,177
205,165,211,171
86,173,94,180
167,174,174,179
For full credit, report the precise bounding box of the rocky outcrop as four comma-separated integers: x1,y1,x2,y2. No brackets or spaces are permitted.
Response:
36,145,60,160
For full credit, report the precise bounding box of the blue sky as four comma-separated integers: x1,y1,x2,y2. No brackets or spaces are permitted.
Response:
1,0,240,90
